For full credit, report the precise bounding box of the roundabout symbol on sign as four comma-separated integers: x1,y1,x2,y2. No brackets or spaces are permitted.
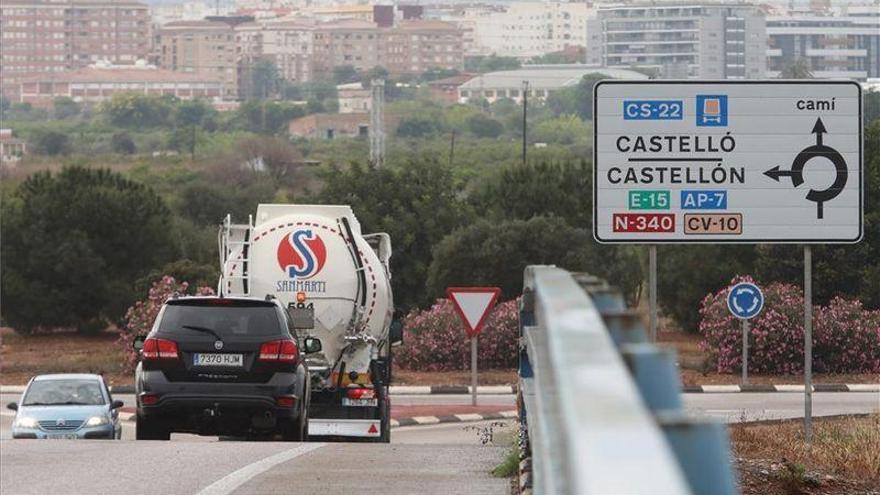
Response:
764,117,848,220
727,282,764,320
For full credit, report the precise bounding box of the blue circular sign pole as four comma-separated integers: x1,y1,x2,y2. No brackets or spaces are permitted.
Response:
727,283,764,385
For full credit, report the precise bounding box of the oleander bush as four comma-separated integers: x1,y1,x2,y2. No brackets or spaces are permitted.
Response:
699,276,880,374
118,276,214,372
396,298,519,371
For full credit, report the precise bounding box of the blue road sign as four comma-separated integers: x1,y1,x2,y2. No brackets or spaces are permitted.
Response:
727,282,764,319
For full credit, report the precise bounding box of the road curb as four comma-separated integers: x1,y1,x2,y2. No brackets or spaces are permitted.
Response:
5,383,875,394
391,410,517,428
680,384,879,393
0,384,519,395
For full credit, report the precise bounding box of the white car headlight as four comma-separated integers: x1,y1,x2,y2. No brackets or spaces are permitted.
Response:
14,417,38,429
85,416,109,426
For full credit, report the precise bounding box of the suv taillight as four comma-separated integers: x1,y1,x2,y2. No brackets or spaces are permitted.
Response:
143,338,178,360
259,339,298,363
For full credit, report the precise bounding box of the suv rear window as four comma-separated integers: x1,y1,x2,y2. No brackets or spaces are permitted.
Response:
158,302,285,338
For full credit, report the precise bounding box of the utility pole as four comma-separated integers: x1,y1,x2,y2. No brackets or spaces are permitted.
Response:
449,130,456,166
369,78,385,167
522,80,529,166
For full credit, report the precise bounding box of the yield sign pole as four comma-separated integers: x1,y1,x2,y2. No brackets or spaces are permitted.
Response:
447,287,501,407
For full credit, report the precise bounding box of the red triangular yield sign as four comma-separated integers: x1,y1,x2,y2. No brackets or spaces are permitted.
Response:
447,287,501,338
368,423,378,434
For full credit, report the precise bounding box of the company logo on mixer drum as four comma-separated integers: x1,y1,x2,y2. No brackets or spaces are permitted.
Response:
277,229,327,280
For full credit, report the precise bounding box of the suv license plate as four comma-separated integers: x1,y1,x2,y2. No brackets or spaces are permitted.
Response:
48,433,78,440
342,398,378,407
193,353,243,367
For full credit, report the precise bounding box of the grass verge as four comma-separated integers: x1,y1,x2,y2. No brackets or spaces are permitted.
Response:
732,415,880,494
492,443,520,478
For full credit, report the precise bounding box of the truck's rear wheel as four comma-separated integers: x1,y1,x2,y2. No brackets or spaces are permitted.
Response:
378,391,391,443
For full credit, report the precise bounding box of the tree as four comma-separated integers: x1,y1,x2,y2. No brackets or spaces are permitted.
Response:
312,160,473,309
174,99,215,159
248,59,280,99
420,68,460,82
545,73,607,120
53,97,80,119
396,117,437,138
333,65,359,84
239,136,304,181
466,113,503,138
427,216,603,301
465,55,521,73
474,160,643,303
31,130,70,155
99,93,174,128
111,131,136,154
779,59,813,79
230,100,305,134
531,114,590,145
362,66,389,85
0,167,177,334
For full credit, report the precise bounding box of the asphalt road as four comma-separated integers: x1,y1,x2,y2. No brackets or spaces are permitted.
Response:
1,392,876,494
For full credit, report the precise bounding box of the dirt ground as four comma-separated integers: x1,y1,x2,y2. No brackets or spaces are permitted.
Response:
1,326,875,387
732,415,880,495
0,327,517,386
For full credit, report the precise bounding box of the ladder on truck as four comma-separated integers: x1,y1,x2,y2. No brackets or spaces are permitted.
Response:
218,214,253,296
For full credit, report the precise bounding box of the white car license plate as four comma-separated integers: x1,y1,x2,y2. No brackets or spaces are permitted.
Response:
193,353,243,367
342,398,378,407
47,433,78,440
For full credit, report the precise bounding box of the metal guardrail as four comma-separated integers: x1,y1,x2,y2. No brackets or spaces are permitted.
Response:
518,266,738,495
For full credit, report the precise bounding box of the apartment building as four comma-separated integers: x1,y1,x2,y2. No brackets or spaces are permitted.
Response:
157,19,239,99
311,19,463,79
385,20,463,75
587,3,766,79
766,14,880,80
236,17,315,84
311,19,386,78
0,0,150,97
462,2,590,59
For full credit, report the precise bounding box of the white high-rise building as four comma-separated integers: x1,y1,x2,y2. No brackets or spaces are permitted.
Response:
463,2,591,59
586,3,767,79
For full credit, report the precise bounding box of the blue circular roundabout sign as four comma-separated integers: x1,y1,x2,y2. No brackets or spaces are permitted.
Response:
727,282,764,320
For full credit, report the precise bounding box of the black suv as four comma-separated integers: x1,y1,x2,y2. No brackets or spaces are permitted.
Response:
133,297,318,441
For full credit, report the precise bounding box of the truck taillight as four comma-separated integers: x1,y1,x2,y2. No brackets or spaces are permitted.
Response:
259,339,298,363
346,388,376,400
143,338,178,360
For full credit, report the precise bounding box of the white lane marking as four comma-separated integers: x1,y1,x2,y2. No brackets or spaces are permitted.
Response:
195,443,325,495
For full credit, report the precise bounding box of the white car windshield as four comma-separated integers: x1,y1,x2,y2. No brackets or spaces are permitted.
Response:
23,379,105,406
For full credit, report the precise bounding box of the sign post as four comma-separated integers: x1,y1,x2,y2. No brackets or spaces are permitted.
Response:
727,282,764,384
804,246,813,442
447,287,501,407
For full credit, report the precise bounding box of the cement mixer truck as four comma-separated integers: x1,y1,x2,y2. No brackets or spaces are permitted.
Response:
218,204,401,442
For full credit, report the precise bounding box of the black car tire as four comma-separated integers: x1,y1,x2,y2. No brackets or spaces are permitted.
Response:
136,414,170,441
281,403,307,442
